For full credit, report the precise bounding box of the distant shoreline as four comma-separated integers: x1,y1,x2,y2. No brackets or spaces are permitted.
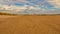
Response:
0,12,60,16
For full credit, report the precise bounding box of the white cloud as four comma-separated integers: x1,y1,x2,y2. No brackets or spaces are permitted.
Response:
0,0,26,5
47,0,60,8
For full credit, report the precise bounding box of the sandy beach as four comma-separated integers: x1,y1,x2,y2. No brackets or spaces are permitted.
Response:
0,15,60,34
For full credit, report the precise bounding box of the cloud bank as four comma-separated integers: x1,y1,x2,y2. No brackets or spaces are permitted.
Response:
0,0,60,9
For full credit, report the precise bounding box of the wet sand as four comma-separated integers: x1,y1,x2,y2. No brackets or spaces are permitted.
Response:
0,15,60,34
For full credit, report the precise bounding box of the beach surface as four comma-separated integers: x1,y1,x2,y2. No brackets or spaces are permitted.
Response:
0,15,60,34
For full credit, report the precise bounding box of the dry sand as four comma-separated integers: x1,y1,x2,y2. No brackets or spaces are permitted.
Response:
0,15,60,34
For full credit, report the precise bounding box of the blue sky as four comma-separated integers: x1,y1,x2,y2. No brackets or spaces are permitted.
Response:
15,3,24,6
15,0,54,9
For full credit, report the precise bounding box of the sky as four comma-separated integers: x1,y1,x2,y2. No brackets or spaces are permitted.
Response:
0,0,60,9
0,0,60,14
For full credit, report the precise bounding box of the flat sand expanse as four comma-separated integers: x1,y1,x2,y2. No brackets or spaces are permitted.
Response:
0,15,60,34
